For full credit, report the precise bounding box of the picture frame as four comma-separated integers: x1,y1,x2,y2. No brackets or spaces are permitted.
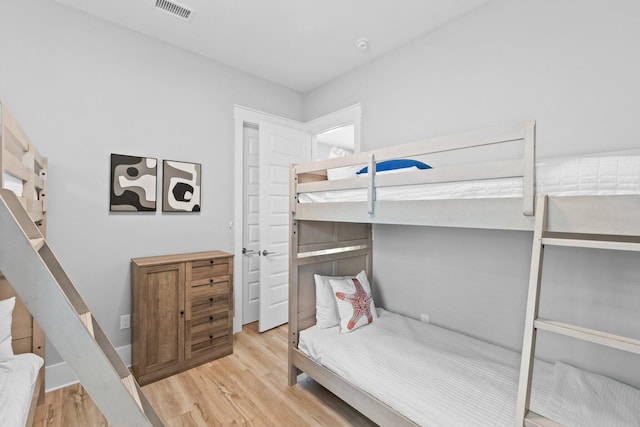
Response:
110,154,157,212
162,160,201,212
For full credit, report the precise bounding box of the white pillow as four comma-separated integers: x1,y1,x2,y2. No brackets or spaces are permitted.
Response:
329,271,378,333
314,274,352,329
326,146,359,180
0,297,16,358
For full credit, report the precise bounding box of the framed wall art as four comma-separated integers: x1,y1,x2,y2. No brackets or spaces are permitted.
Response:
162,160,201,212
110,154,157,212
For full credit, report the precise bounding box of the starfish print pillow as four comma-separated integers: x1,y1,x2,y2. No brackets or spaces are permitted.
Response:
329,271,378,333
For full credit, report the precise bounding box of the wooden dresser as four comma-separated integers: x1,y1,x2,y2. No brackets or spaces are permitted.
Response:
131,250,233,385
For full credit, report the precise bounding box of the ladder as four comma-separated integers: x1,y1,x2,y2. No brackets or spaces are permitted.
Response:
0,189,163,427
515,195,640,426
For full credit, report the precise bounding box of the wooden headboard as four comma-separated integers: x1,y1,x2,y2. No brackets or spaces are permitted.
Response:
0,100,47,400
290,221,372,334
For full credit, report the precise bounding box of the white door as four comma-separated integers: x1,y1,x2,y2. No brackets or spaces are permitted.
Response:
258,121,311,332
242,125,260,324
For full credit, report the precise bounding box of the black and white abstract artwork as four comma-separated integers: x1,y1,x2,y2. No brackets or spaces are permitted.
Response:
162,160,201,212
110,154,157,212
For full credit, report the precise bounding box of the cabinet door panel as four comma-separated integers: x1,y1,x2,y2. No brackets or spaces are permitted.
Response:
141,263,185,374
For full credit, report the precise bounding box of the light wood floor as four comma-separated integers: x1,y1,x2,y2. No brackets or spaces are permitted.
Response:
33,322,377,426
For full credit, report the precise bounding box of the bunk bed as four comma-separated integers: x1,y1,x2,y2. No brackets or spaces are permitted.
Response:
0,101,47,427
288,121,640,426
0,101,164,426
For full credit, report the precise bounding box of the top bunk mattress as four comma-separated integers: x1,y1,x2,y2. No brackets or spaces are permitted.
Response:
298,309,640,427
299,155,640,203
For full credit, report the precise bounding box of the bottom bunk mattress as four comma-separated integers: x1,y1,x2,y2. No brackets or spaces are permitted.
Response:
298,309,640,427
0,353,44,427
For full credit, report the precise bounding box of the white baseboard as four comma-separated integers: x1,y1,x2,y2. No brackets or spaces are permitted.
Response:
44,344,131,392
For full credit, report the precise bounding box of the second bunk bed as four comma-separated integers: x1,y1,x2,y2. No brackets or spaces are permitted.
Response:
0,100,47,427
288,121,640,426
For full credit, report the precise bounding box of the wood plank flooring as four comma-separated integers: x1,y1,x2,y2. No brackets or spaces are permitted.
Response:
33,322,377,426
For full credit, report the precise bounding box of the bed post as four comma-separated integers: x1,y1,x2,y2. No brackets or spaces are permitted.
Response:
288,165,300,386
522,121,536,216
366,154,376,215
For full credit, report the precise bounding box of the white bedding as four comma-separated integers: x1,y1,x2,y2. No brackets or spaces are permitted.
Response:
0,353,44,427
298,309,640,426
1,173,23,198
299,155,640,203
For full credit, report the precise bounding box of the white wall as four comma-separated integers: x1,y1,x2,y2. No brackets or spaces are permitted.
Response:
305,0,640,158
304,0,640,388
0,0,302,374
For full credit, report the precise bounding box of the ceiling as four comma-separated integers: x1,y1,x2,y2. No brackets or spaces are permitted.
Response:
54,0,487,93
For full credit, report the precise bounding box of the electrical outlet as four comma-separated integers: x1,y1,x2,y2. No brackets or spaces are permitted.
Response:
120,314,131,330
420,313,429,323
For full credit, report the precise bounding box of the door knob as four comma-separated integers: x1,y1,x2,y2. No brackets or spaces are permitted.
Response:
261,250,275,256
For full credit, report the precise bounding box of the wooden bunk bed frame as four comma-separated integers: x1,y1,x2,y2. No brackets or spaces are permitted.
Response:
294,121,536,230
0,100,47,425
0,100,164,426
288,121,640,426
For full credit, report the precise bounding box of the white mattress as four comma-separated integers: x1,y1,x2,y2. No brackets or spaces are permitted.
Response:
0,353,44,427
299,155,640,203
298,309,640,427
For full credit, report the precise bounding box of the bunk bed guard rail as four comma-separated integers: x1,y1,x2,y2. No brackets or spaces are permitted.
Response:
0,101,48,223
292,121,536,219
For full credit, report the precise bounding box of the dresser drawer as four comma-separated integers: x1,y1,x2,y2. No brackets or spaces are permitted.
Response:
190,311,229,333
186,258,231,282
188,320,231,355
188,278,230,300
188,292,230,319
190,334,230,356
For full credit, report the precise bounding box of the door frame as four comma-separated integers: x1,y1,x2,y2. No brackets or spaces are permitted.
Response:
232,104,362,333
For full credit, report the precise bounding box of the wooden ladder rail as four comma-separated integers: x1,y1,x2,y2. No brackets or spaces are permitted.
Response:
0,188,163,427
515,195,640,427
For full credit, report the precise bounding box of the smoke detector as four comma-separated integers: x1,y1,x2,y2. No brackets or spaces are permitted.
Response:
155,0,195,22
354,38,369,51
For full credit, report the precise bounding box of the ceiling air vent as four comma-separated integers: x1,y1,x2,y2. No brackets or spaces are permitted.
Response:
155,0,194,21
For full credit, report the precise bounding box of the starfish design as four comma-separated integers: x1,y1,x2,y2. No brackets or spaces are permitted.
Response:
335,278,374,330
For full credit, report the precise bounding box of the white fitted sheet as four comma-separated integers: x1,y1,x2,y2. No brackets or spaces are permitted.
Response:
299,155,640,203
0,353,44,427
298,309,640,426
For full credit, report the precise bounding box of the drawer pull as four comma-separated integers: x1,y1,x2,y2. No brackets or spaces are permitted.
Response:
209,316,214,321
180,310,185,316
209,335,213,340
210,260,214,264
209,297,214,302
210,279,214,283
